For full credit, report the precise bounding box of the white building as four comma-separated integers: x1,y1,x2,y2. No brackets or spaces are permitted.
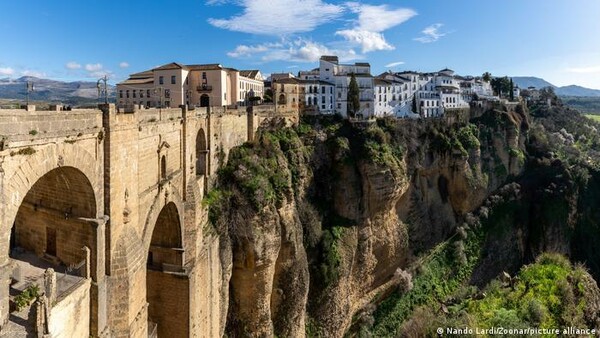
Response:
301,80,335,114
377,68,496,118
319,56,374,118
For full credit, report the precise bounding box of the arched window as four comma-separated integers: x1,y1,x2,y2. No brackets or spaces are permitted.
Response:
161,156,166,180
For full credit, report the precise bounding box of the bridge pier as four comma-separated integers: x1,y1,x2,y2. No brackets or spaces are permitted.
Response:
0,260,9,331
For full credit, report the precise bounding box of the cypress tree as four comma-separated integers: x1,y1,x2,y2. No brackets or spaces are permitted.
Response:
347,73,360,117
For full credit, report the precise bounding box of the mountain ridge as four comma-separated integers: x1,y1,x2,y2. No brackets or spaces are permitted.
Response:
511,76,600,97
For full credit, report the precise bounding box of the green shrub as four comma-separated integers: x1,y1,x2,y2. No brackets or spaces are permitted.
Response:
14,284,40,311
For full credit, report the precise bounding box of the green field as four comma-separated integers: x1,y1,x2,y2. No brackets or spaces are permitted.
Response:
584,114,600,122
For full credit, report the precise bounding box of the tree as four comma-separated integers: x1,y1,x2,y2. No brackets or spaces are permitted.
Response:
482,72,492,83
347,73,360,118
263,88,273,103
412,95,417,114
509,78,515,101
491,76,511,97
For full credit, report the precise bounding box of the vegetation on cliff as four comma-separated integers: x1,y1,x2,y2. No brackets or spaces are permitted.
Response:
207,94,600,337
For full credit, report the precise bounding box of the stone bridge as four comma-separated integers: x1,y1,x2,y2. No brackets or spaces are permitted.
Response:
0,104,293,337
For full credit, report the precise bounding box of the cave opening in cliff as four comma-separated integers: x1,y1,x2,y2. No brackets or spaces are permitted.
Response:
146,202,189,338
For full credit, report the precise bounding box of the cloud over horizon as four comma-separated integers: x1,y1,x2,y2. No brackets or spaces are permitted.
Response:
336,2,416,52
227,38,360,63
208,0,344,35
213,1,416,62
0,67,15,76
414,23,446,43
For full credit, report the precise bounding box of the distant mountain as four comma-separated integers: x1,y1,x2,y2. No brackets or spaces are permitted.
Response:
0,76,115,106
511,77,555,90
555,85,600,97
512,76,600,97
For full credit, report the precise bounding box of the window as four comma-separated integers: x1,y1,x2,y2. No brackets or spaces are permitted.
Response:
321,86,325,94
322,96,325,103
159,76,164,85
171,76,176,84
147,90,151,97
337,103,341,109
126,90,130,98
185,77,188,85
164,89,171,99
133,90,136,98
322,105,325,109
330,87,333,94
119,90,123,98
140,91,144,98
161,156,166,180
202,72,207,81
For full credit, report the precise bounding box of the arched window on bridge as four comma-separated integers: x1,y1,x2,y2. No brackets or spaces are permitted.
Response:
160,156,166,180
195,129,208,176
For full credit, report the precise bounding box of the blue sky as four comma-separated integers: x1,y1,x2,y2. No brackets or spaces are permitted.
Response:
1,0,600,88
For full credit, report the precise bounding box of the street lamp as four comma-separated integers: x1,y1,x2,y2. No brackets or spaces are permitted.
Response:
96,75,109,104
26,81,34,106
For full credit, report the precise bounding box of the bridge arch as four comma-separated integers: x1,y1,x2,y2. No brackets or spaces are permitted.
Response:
0,144,102,332
145,201,189,338
1,145,102,263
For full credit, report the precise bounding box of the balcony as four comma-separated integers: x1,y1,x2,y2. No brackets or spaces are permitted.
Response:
196,85,213,92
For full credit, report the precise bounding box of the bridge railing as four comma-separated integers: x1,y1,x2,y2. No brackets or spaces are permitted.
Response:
0,108,102,138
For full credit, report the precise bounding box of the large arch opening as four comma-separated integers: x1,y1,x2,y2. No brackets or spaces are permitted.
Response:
200,94,210,108
146,202,189,338
195,128,208,176
8,166,96,320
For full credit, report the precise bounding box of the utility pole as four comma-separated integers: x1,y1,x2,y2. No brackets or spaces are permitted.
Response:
96,75,108,104
26,81,34,106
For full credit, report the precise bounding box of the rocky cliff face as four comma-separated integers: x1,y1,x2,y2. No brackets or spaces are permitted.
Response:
209,102,533,337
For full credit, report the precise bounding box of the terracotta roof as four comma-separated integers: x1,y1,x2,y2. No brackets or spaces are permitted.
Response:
153,62,189,71
240,70,260,78
118,78,154,85
320,55,339,63
130,70,153,79
186,64,223,71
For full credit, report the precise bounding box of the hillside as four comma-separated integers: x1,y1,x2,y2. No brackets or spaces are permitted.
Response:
512,76,600,97
204,93,600,336
0,76,115,107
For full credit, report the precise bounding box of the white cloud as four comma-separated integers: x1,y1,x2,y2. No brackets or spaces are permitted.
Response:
0,67,15,76
85,63,103,72
414,23,446,43
21,70,46,78
88,70,113,79
65,61,82,70
119,62,130,68
335,3,416,53
335,30,393,53
385,61,405,68
287,65,298,69
565,66,600,74
208,0,344,35
228,38,359,63
227,42,283,58
345,2,416,32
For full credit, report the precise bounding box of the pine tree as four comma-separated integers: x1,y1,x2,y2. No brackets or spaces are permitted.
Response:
509,78,515,101
412,95,417,114
347,73,360,118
